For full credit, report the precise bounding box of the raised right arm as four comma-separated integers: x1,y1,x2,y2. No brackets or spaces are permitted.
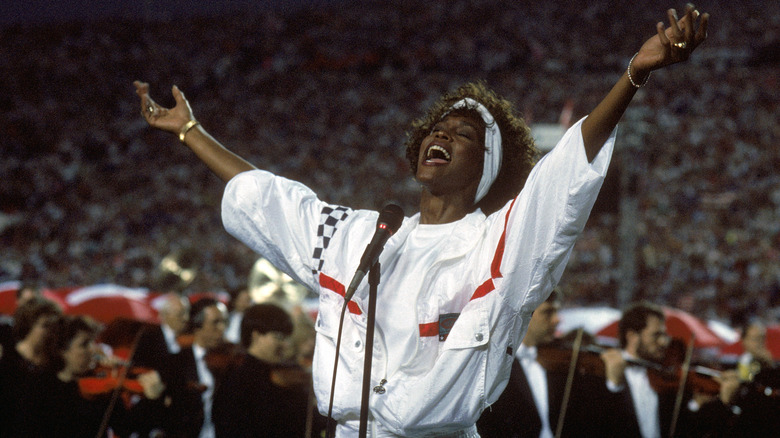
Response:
134,81,256,182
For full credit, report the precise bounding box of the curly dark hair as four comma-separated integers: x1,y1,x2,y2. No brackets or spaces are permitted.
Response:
404,81,538,215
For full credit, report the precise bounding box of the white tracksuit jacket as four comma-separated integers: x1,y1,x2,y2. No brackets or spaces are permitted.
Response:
221,117,615,437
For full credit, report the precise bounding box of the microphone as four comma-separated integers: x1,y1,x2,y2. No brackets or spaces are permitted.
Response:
343,204,405,302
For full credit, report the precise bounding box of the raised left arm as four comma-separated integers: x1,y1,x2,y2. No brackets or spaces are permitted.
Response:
582,4,710,161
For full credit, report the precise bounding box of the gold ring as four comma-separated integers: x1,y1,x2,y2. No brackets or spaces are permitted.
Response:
673,41,687,49
146,105,154,114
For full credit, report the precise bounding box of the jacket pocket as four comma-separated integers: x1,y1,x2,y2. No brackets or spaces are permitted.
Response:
441,301,489,350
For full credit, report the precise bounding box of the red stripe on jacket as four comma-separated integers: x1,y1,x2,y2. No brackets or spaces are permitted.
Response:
319,272,362,315
419,198,517,337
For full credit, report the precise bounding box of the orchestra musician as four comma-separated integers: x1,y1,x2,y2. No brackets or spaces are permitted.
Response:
593,302,742,438
736,319,777,382
135,291,191,380
166,297,228,438
22,314,166,438
212,302,317,437
688,318,779,438
0,297,62,437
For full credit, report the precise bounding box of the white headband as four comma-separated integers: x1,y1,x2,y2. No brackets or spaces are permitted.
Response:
449,98,503,204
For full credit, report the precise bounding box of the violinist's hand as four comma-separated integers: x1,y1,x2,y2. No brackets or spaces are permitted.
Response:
629,4,710,82
691,391,716,408
137,370,166,400
134,81,196,136
601,348,627,388
752,345,774,366
715,370,740,405
94,350,124,374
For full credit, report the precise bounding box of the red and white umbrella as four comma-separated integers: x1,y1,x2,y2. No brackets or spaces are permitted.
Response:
596,306,727,349
53,284,159,325
0,281,22,315
556,306,621,337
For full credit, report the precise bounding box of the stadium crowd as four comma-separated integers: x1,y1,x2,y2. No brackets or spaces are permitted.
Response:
1,0,778,330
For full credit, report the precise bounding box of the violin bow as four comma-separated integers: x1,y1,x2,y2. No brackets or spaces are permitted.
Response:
555,327,585,438
94,325,147,438
669,334,695,438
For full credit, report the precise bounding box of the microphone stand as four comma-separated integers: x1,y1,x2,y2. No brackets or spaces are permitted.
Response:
358,261,381,438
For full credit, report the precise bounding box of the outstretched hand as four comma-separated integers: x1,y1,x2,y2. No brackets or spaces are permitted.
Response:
134,81,196,135
133,81,256,181
631,4,709,79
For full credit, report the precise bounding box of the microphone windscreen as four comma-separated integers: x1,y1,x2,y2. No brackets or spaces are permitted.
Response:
377,204,404,234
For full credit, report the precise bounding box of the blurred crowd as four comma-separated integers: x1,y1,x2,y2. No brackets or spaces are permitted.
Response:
1,0,779,328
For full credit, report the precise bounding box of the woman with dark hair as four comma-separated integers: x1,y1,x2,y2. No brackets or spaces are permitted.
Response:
21,315,167,438
403,81,539,216
7,296,61,368
0,297,61,437
135,6,708,436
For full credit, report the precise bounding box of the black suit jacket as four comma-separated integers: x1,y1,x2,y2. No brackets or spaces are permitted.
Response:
167,347,207,438
477,358,567,437
134,325,176,379
589,372,692,438
478,355,610,438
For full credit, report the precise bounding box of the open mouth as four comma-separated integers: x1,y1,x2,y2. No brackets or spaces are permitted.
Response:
424,145,451,164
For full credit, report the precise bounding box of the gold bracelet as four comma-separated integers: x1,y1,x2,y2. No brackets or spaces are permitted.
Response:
627,53,650,88
179,120,200,142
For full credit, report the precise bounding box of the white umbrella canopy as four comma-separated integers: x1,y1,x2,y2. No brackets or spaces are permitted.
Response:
556,306,621,337
706,319,740,344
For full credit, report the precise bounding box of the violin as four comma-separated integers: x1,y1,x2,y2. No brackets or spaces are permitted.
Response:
270,363,312,388
77,361,157,399
90,325,166,438
176,333,194,349
203,341,312,388
204,341,245,381
536,334,723,396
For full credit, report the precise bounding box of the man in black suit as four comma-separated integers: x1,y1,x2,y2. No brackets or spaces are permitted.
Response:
684,318,777,438
135,292,190,375
168,297,227,438
478,290,575,438
597,302,681,438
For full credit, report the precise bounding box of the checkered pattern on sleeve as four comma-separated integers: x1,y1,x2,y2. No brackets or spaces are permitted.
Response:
311,205,351,275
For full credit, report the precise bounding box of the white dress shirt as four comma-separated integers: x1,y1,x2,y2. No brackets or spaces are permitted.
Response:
606,352,660,438
193,343,216,438
225,311,243,344
161,323,180,354
625,364,660,438
516,344,553,438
